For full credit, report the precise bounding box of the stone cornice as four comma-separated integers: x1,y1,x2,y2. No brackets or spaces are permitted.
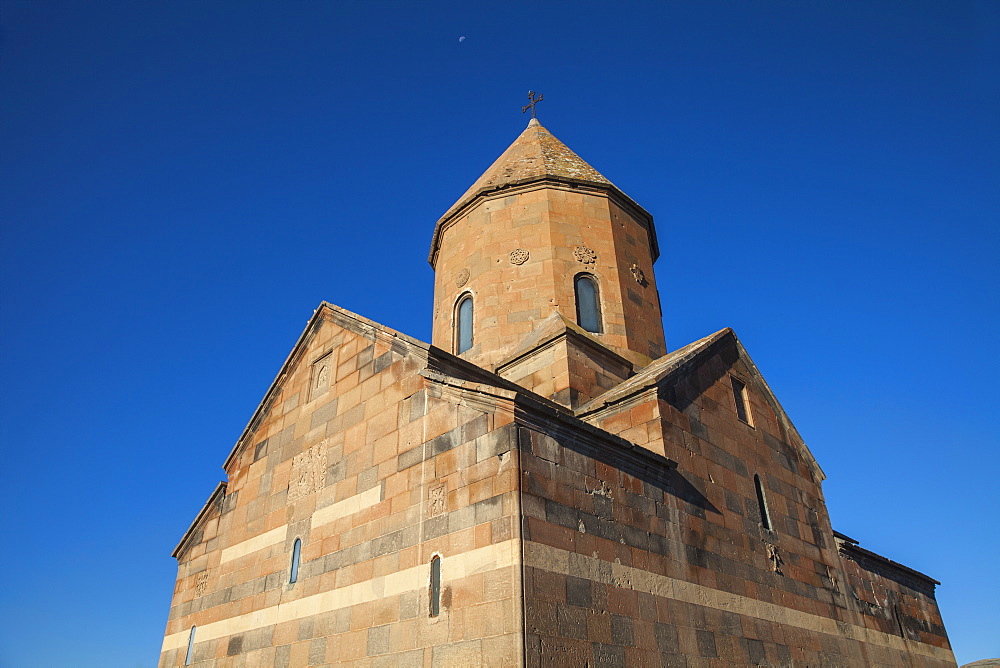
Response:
427,175,659,268
420,368,678,482
837,535,940,589
494,320,635,381
172,481,227,560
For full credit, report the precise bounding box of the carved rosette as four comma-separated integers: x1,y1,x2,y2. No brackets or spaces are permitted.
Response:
509,248,529,265
455,268,470,288
574,246,597,264
630,263,647,286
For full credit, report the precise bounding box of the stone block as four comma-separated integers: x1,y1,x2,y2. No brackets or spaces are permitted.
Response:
367,625,391,656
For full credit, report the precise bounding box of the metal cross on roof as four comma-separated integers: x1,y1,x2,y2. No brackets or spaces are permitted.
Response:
522,91,544,119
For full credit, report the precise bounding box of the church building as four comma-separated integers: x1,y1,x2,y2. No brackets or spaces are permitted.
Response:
159,115,954,666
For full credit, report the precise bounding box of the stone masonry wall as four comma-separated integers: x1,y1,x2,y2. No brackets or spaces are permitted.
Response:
839,542,950,651
519,337,953,666
160,311,525,667
431,184,665,370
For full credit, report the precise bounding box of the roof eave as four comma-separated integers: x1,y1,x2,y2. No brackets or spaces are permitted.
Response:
172,481,227,559
428,175,658,267
837,536,941,587
221,302,435,473
577,328,827,484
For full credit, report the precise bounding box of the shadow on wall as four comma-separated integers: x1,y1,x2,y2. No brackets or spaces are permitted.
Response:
517,423,721,518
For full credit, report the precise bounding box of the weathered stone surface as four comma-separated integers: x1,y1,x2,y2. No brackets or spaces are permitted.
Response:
160,120,953,668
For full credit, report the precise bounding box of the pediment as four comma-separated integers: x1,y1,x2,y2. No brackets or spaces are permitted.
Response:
578,328,825,482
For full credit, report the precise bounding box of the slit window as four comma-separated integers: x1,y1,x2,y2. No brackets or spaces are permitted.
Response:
754,474,772,531
289,538,301,584
731,376,752,425
185,626,197,666
574,274,602,333
456,295,473,354
429,555,441,616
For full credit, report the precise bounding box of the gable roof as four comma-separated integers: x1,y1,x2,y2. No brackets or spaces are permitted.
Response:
577,327,826,482
220,302,433,472
220,301,571,473
172,481,227,559
576,328,729,413
494,311,645,375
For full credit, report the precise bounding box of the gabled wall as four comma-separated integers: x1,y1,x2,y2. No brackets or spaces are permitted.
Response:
160,307,526,667
520,334,955,665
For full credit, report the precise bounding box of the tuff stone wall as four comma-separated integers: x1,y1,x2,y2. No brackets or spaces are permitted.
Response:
839,539,951,652
163,114,954,666
517,336,954,666
161,308,953,666
160,310,525,667
496,324,635,410
430,183,665,370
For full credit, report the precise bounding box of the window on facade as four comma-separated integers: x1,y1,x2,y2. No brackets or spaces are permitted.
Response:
429,555,442,617
185,626,197,666
754,474,772,531
574,274,602,333
731,376,752,425
456,295,473,354
289,538,301,584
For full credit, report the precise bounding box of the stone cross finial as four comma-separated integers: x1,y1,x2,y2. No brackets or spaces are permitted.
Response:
522,91,544,119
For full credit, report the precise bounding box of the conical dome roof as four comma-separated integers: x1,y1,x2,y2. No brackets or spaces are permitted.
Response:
440,119,614,220
430,119,655,266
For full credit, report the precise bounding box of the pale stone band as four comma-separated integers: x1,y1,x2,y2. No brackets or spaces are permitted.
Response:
163,540,517,651
218,485,383,565
167,538,954,663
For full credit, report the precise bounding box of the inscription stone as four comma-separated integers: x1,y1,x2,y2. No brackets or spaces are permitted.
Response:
429,483,447,517
289,442,328,502
195,572,209,596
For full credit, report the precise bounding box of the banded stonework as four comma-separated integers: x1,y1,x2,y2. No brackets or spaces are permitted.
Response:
163,305,527,666
161,119,953,667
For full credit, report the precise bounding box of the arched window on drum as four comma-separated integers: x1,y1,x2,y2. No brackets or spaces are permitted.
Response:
455,294,474,353
574,274,602,334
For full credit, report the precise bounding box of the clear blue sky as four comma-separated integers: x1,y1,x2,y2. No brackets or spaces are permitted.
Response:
1,2,997,666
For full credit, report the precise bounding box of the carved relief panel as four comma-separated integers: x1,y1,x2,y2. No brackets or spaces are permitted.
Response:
309,353,332,401
288,442,328,503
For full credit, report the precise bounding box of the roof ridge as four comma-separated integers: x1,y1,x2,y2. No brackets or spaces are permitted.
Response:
576,328,732,414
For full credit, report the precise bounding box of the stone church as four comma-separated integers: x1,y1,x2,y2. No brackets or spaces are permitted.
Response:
159,117,954,666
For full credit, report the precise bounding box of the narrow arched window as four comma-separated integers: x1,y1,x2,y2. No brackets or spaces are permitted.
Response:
574,274,602,333
429,556,442,616
455,294,473,354
754,474,772,531
289,538,301,584
185,626,196,666
731,376,752,425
